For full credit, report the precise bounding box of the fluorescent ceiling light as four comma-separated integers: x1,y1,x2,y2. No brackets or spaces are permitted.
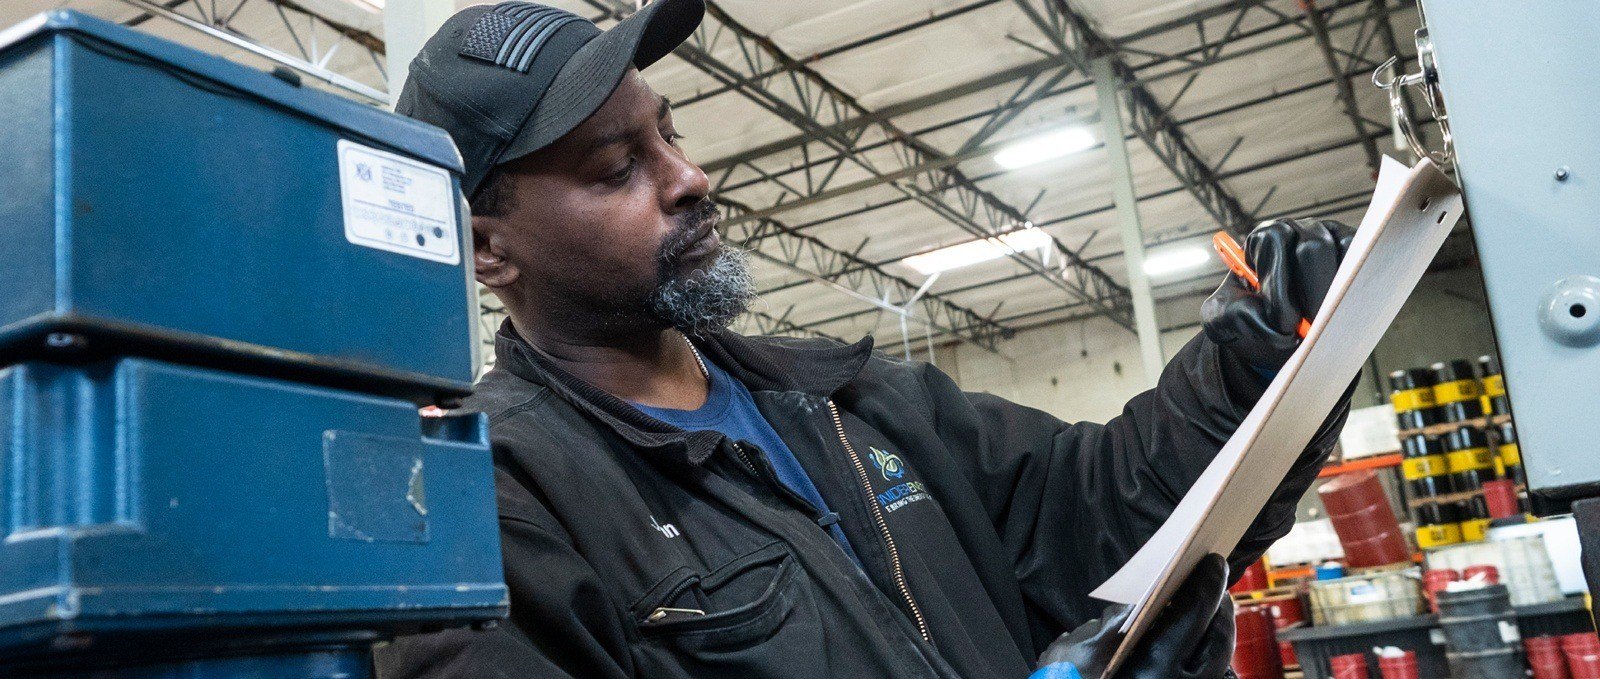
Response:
903,228,1053,275
1142,245,1211,277
994,127,1096,170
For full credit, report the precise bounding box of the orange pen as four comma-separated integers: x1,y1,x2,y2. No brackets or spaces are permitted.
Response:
1212,231,1311,339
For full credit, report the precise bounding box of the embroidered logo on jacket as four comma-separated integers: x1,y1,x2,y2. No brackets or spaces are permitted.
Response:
867,446,905,481
651,516,680,538
866,446,930,513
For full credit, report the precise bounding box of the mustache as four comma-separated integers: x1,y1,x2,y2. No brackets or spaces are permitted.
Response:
659,200,724,264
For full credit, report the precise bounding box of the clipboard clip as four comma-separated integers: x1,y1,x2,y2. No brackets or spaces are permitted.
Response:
1373,26,1454,170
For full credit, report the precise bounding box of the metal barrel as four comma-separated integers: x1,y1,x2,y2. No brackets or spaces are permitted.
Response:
1319,470,1411,568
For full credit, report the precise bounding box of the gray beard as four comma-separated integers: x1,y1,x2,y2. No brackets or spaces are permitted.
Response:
646,245,754,337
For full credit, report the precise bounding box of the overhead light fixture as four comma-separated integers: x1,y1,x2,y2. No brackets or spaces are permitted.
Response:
994,127,1096,170
903,228,1053,275
350,0,384,11
1142,245,1211,277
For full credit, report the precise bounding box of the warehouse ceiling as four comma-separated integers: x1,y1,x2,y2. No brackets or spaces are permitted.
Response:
5,0,1429,361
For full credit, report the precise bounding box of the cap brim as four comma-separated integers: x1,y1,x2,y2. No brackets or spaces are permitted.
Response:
497,0,703,164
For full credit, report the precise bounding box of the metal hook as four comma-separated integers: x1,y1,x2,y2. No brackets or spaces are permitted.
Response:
1373,56,1401,90
1371,35,1453,168
1375,56,1430,93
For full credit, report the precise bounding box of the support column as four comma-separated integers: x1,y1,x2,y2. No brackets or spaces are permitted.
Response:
383,0,455,107
1092,57,1165,386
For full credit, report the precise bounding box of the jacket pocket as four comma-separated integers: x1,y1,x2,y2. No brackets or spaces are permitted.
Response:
632,541,799,653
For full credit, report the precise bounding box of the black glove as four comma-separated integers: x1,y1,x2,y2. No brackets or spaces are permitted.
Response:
1202,218,1355,399
1034,554,1236,679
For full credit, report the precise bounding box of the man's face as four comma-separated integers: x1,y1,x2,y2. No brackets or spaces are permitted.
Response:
474,69,750,336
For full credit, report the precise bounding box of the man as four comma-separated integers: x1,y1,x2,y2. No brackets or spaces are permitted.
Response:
380,1,1354,677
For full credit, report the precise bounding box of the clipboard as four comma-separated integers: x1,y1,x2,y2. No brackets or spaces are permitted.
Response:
1090,157,1464,675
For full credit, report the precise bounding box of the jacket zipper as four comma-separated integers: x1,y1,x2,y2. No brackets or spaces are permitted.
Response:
731,441,759,476
826,399,931,644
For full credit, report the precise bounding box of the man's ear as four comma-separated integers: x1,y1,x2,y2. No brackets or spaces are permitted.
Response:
472,216,519,289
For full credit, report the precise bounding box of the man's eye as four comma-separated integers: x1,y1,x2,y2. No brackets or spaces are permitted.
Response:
663,132,685,146
606,158,635,184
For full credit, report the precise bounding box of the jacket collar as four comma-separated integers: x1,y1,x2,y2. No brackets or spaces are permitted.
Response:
490,320,874,466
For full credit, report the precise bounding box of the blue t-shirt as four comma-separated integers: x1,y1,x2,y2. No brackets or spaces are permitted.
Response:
632,358,860,566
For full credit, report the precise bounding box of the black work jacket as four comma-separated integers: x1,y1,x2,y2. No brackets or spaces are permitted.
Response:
376,323,1347,678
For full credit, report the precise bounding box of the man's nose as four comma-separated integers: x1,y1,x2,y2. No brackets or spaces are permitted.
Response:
662,149,710,213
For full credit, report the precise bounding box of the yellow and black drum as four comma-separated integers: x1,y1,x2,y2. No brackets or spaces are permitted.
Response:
1496,420,1523,485
1444,427,1495,493
1402,433,1454,499
1478,355,1510,417
1459,495,1492,542
1431,359,1484,423
1389,368,1442,430
1415,502,1463,549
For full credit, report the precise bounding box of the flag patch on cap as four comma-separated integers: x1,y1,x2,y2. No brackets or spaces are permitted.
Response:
460,2,584,73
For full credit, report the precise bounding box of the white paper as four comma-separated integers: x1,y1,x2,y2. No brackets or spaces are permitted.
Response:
1090,157,1463,673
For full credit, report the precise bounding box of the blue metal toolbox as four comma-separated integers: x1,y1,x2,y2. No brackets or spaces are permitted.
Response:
0,11,478,402
0,356,506,669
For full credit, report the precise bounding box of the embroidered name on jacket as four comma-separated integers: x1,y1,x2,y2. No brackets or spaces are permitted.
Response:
877,480,932,513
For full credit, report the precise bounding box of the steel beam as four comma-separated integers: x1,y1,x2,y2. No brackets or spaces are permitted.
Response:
117,0,388,102
699,55,1081,174
740,308,846,342
718,120,1054,228
782,124,1415,335
716,61,1088,225
701,0,1398,178
796,185,1372,333
735,55,1399,263
1300,0,1382,171
1013,0,1253,236
796,94,1423,276
719,196,1015,352
124,0,192,27
273,0,384,54
125,0,385,57
684,0,1328,119
746,37,1414,314
675,0,1008,108
1093,57,1165,383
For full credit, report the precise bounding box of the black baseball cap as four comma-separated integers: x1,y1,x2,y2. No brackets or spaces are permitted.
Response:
397,0,704,198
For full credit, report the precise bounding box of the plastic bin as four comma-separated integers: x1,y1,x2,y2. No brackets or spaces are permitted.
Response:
1310,569,1424,625
1279,615,1449,679
1426,535,1564,606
